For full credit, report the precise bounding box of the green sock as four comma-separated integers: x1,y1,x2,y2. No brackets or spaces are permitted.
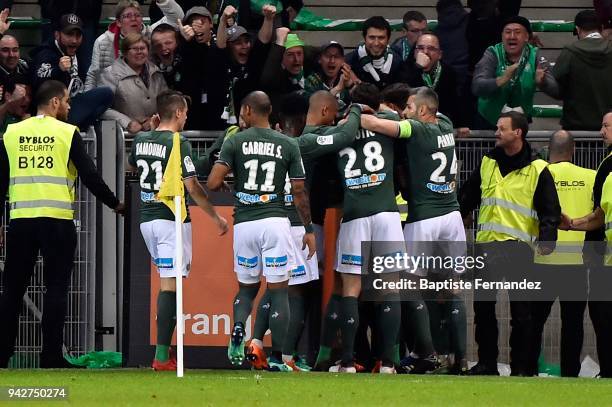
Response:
233,284,260,326
320,294,342,348
282,292,305,356
155,290,176,362
252,289,271,341
408,300,435,357
449,297,467,360
340,296,359,366
378,294,400,367
268,287,289,353
427,300,450,355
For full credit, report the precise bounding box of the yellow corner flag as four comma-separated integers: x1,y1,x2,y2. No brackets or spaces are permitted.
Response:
156,132,187,222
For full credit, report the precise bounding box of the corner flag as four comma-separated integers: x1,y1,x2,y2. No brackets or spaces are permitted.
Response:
155,131,186,378
156,132,187,222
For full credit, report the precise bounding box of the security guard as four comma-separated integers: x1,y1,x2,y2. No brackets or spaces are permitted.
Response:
459,111,560,376
561,111,612,378
0,80,124,368
530,130,594,377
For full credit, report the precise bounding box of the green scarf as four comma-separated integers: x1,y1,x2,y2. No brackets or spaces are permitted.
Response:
478,43,537,126
422,62,442,89
357,43,394,83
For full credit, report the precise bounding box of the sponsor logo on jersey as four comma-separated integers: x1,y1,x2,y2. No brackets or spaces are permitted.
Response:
236,192,278,204
155,257,174,269
316,135,334,145
426,180,456,194
290,265,306,278
345,173,387,188
184,156,196,173
341,254,363,266
237,256,258,268
265,255,288,268
555,180,586,187
140,191,157,202
284,194,294,204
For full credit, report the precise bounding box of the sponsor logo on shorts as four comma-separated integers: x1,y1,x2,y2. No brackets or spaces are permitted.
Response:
236,192,278,204
237,256,258,268
345,173,386,189
265,255,288,268
290,265,306,278
341,254,362,266
156,257,174,269
141,191,157,202
426,180,455,194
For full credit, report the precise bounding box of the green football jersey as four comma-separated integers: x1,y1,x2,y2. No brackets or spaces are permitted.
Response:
399,114,460,223
129,130,197,224
285,106,362,226
337,110,399,222
218,127,305,224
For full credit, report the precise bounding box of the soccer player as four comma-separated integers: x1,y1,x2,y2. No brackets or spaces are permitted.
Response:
247,91,366,371
326,83,404,374
207,91,315,370
128,90,229,371
361,87,467,374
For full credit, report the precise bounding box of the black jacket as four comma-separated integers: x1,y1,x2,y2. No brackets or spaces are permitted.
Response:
30,40,84,96
459,141,560,243
399,59,470,128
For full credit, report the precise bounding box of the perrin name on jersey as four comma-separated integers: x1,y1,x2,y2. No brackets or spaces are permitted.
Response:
242,141,283,158
437,133,455,148
135,142,167,159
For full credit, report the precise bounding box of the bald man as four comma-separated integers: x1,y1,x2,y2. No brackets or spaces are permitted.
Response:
207,90,315,371
530,130,594,377
0,35,29,85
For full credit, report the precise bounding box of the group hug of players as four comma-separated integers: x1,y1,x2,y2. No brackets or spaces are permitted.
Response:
131,82,538,375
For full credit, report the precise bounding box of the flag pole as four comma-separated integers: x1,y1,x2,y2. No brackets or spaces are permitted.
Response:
174,194,184,378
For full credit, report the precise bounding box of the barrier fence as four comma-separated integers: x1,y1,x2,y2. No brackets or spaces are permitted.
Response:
0,125,606,368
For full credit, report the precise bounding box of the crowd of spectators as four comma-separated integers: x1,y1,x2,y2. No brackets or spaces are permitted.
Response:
0,0,610,135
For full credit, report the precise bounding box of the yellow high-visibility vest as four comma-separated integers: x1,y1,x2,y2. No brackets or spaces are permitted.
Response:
534,162,595,265
601,172,612,266
3,115,77,220
396,194,408,222
476,156,547,243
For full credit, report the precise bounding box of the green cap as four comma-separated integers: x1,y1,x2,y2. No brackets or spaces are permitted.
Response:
284,33,305,50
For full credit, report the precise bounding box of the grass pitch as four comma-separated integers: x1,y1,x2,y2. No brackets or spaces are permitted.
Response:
1,369,612,406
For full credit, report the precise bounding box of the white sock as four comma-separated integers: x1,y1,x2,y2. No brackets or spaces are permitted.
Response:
251,338,264,349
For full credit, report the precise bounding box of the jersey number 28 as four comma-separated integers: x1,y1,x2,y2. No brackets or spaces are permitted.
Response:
339,141,384,178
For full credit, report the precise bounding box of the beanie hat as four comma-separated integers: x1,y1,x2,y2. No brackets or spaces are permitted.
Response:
502,15,533,37
284,33,305,49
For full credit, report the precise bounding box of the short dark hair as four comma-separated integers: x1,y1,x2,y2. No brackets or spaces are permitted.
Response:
499,111,529,139
279,91,309,119
413,87,439,114
156,90,188,121
34,80,66,107
362,16,391,39
151,23,178,39
402,10,427,26
351,83,380,110
574,10,601,32
241,91,272,116
381,83,412,110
